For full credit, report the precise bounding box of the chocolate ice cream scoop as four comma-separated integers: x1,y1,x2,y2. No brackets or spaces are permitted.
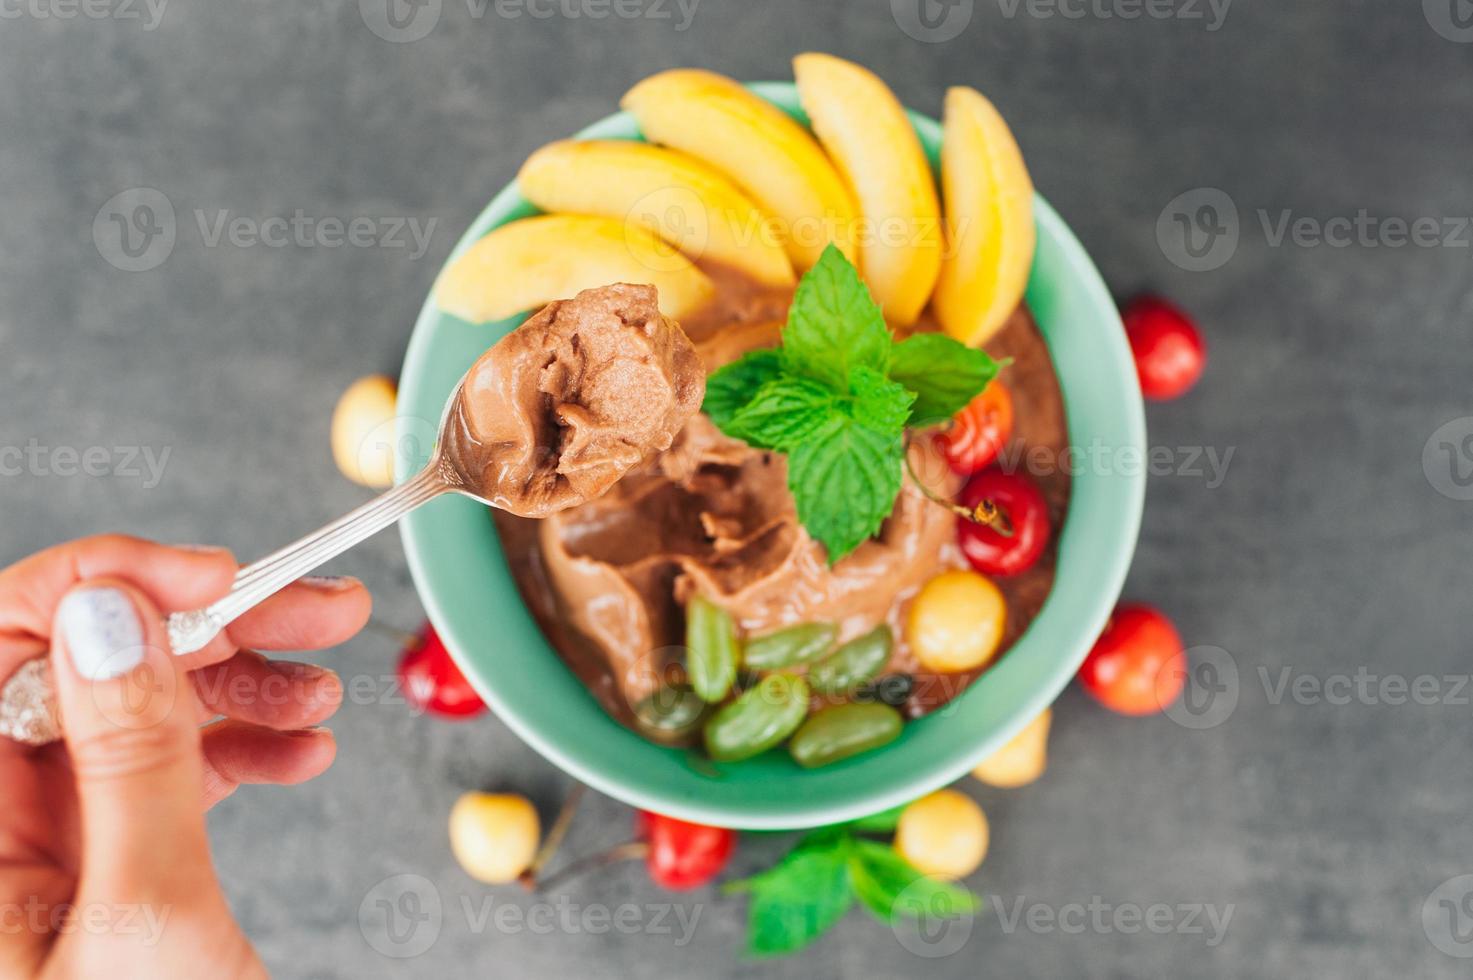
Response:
0,283,708,748
440,283,705,518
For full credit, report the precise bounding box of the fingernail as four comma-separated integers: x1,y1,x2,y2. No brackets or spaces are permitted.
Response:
171,543,232,557
299,575,358,592
289,725,333,737
58,588,146,681
270,659,331,680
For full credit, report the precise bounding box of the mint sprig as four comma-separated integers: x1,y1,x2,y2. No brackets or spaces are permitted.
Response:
701,245,1000,562
723,821,979,957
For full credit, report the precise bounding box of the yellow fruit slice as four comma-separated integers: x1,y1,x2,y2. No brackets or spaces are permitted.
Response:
793,53,942,326
622,68,858,271
435,214,715,324
933,86,1037,347
518,140,794,287
973,707,1051,788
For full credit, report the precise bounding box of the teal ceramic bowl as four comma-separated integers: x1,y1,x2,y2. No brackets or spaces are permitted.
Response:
398,82,1145,830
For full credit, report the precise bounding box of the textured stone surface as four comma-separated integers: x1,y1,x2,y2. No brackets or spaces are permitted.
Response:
2,1,1471,976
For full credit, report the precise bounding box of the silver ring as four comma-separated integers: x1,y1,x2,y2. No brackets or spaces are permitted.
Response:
0,658,61,746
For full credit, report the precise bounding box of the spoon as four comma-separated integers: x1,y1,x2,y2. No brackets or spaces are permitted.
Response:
0,283,706,745
0,375,479,746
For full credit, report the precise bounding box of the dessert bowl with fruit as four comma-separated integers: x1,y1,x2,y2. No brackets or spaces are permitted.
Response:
398,56,1145,829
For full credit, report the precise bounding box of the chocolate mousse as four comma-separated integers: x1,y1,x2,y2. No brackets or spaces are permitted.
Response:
441,283,705,518
493,272,1071,732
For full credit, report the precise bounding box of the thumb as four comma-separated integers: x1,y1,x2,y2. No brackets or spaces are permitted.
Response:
50,580,215,902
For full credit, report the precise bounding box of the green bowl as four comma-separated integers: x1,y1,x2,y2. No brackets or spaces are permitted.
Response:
398,82,1145,830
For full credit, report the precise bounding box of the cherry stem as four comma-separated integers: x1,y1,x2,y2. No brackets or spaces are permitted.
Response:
902,436,1015,537
519,782,588,890
530,841,648,893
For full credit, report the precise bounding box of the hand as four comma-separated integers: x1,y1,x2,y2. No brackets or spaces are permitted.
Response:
0,535,371,978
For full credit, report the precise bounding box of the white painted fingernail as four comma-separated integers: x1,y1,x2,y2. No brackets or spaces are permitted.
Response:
58,588,145,681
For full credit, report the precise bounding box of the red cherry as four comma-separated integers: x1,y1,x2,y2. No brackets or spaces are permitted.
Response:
957,468,1051,577
936,380,1014,475
397,624,486,719
1078,603,1186,716
1121,296,1205,400
636,811,736,890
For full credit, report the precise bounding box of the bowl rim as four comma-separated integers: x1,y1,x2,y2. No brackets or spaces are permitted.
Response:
398,82,1146,829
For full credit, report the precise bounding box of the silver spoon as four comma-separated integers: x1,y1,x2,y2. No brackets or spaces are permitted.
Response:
0,374,489,746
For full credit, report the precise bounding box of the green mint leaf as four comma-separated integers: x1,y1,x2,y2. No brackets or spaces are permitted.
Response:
888,333,1001,427
781,245,892,389
788,416,904,563
841,804,906,835
726,832,854,957
703,349,783,429
846,366,914,435
847,839,980,924
727,376,838,451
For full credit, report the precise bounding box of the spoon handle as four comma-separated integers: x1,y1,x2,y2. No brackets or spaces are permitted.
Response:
0,464,450,746
169,465,448,654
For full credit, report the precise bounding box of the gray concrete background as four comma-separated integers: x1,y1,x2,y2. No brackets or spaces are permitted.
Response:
2,0,1471,976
